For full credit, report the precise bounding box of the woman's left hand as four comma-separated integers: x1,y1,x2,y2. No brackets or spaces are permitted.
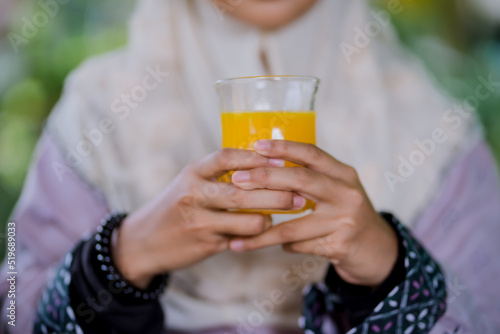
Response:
229,140,399,288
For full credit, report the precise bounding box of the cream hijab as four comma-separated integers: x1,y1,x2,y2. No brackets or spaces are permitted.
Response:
47,0,478,330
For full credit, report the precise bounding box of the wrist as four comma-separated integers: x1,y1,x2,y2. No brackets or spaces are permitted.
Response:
111,216,156,289
370,218,399,286
332,216,399,288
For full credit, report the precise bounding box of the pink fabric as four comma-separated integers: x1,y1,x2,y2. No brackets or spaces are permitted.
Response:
412,142,500,333
0,133,109,334
1,134,499,334
167,327,303,334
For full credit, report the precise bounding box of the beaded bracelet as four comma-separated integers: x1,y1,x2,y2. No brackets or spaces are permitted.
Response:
94,212,168,301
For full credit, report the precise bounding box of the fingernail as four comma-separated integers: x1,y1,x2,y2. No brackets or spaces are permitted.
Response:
230,239,244,251
232,171,250,183
293,195,306,208
255,140,271,152
269,159,285,167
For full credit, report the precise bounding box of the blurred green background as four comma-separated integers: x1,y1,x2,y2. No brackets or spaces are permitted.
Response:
0,0,499,260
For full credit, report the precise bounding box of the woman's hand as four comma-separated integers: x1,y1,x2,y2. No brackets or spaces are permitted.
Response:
229,140,399,288
112,148,305,288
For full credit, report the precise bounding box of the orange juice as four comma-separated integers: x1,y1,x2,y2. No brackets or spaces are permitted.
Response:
221,111,316,214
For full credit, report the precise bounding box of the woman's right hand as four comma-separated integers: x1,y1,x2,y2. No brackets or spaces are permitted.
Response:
111,148,305,288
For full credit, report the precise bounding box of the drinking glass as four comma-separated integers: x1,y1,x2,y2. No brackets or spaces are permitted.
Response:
215,75,319,214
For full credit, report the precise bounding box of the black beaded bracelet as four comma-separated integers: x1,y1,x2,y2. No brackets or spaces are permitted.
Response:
93,212,168,301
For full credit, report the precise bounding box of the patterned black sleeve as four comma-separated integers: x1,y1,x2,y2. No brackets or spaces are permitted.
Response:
300,213,447,334
34,235,166,334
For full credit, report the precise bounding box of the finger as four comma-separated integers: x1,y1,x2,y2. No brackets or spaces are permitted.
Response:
209,211,273,236
282,233,350,262
253,140,355,181
196,148,285,179
229,214,334,252
282,235,335,258
232,166,342,202
207,182,306,211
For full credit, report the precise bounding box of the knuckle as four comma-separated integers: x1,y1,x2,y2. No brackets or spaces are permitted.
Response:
276,191,295,209
203,181,222,199
344,165,359,183
328,234,352,260
272,139,287,154
248,215,267,234
216,148,234,167
179,216,202,233
345,187,364,207
315,235,334,257
226,186,245,207
306,143,322,161
241,150,260,165
295,167,312,187
218,147,233,158
278,223,296,241
255,167,272,185
189,186,209,208
178,194,196,208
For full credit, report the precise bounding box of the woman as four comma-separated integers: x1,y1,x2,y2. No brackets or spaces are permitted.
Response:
2,0,500,333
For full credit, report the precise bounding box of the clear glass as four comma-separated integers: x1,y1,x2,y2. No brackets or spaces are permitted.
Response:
215,75,320,214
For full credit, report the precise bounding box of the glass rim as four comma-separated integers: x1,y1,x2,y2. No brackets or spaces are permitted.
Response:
214,75,320,87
